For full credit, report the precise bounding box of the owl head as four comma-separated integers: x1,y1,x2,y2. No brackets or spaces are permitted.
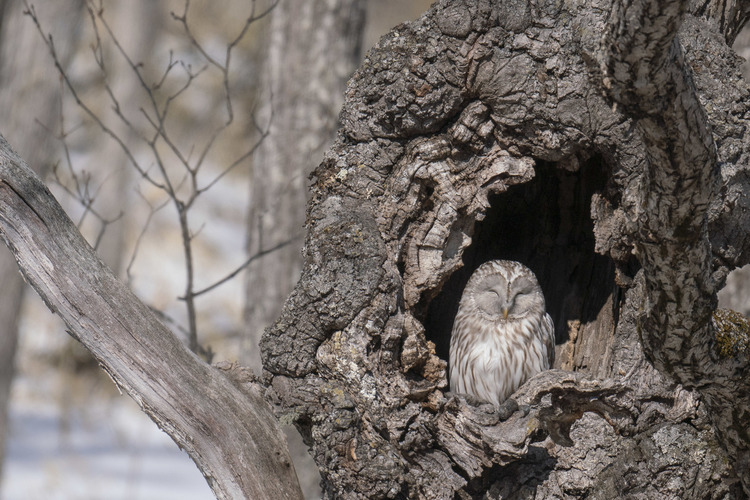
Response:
464,260,546,322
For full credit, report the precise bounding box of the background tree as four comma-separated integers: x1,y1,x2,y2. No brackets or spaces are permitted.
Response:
0,0,83,478
242,1,367,495
243,0,366,376
2,0,280,494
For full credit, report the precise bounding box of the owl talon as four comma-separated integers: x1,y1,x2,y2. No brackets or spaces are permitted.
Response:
496,398,519,420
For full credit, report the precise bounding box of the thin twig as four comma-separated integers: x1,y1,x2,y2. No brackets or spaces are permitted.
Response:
182,235,302,300
25,0,274,356
126,188,170,283
24,0,165,191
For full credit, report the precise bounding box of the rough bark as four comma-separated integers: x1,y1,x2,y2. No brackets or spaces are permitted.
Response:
690,0,750,44
0,0,748,498
244,0,367,371
0,136,303,500
259,0,750,498
598,0,750,486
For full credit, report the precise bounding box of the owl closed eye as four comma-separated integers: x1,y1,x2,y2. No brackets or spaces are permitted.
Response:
449,260,555,405
472,274,543,320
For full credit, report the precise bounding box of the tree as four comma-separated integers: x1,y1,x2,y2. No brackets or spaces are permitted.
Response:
244,0,366,372
262,0,750,496
0,0,84,477
0,0,749,499
243,1,367,495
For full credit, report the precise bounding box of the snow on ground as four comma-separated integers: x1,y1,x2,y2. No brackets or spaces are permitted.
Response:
1,368,213,500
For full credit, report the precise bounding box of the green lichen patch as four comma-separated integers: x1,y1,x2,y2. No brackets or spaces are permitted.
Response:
712,309,750,358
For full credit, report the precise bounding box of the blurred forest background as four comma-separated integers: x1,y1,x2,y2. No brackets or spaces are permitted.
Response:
0,1,747,499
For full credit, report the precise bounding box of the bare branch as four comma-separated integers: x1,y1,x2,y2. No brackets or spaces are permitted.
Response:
23,1,164,190
196,105,272,194
184,234,301,300
125,187,169,283
26,0,273,359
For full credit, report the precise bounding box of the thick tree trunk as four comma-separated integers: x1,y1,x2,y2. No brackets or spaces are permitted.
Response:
244,0,367,371
690,0,750,44
599,0,750,483
260,0,750,498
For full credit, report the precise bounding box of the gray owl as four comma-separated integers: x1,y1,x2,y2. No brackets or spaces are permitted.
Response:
449,260,555,405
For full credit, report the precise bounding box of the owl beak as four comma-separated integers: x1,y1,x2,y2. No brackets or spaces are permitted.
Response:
502,307,509,319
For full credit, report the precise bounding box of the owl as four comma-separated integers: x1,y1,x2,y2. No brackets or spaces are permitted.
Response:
449,260,555,405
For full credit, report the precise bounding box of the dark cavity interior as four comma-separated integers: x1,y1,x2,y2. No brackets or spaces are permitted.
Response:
423,159,617,369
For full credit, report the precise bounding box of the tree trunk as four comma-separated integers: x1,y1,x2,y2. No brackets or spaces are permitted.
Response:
260,0,750,497
244,0,367,371
243,2,367,495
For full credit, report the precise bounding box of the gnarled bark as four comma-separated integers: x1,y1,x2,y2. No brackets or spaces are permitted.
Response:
598,0,750,485
261,0,750,497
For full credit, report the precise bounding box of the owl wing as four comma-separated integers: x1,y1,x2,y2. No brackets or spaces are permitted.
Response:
542,312,555,369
